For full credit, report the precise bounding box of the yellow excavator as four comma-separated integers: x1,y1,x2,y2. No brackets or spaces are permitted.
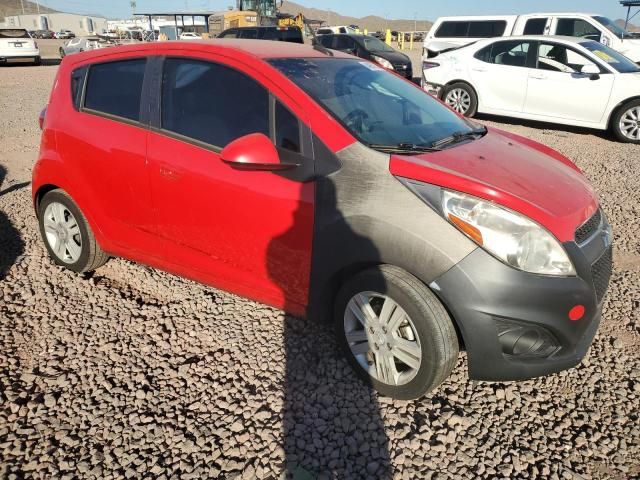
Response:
208,1,307,37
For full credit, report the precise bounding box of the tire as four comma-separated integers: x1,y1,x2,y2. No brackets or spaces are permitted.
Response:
59,48,65,59
611,99,640,144
33,56,41,66
38,189,109,273
334,265,459,400
442,82,478,117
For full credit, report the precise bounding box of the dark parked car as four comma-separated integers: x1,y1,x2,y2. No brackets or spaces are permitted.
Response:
315,33,413,79
217,26,303,43
34,30,55,39
34,40,611,399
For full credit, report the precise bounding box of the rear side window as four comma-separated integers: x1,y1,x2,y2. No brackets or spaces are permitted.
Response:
318,35,333,47
218,29,237,38
84,59,146,121
436,21,468,38
238,29,258,39
474,41,532,67
468,21,507,37
161,58,269,148
436,20,506,38
523,18,548,35
275,101,300,153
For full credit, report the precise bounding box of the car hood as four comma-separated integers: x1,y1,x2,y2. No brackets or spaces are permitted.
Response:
371,50,410,64
389,127,598,243
619,39,640,60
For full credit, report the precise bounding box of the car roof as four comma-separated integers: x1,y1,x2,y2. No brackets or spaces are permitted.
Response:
477,35,594,45
68,39,352,62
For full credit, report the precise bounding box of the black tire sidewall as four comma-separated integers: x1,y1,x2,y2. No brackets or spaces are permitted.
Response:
444,82,478,118
612,99,640,144
38,191,92,273
334,267,457,400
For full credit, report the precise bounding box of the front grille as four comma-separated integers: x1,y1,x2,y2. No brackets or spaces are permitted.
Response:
591,246,613,303
575,209,602,244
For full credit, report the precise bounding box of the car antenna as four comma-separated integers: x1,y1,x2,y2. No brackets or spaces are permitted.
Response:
310,24,333,56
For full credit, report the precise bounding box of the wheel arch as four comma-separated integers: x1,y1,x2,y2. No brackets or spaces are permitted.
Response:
607,95,640,130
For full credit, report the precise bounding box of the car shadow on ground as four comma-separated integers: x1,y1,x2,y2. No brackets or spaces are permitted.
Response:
476,113,611,140
0,165,26,279
267,179,393,479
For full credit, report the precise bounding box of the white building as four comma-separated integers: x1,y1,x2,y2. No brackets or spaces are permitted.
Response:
2,13,108,35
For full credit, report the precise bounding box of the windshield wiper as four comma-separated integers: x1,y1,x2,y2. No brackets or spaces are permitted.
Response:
368,142,442,154
431,126,487,149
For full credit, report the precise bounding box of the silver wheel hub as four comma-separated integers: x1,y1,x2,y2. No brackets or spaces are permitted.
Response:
344,292,422,387
43,202,82,264
445,88,471,114
619,106,640,140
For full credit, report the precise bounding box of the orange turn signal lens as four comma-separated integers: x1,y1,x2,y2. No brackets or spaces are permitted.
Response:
448,214,483,246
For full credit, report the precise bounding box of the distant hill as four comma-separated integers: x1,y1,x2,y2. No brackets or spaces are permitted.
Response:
280,1,433,32
616,19,640,32
1,0,57,20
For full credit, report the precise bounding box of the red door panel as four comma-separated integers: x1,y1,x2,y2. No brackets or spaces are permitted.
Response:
147,132,314,314
57,115,159,258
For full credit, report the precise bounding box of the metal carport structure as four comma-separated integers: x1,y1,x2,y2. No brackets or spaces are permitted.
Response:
134,11,215,40
620,1,640,29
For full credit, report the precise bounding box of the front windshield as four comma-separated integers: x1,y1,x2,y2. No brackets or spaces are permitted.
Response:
592,16,631,39
268,58,475,148
363,36,394,52
580,40,640,73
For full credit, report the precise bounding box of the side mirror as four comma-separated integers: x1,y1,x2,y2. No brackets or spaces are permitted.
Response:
220,133,296,171
580,64,600,80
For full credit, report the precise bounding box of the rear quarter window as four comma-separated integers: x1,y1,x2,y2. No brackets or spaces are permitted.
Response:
70,66,88,111
84,59,146,122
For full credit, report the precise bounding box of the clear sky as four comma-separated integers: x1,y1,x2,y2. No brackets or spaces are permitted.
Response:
39,0,632,22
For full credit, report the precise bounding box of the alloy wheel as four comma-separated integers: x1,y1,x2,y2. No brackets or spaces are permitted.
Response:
619,106,640,141
43,201,82,264
343,291,422,386
445,88,471,114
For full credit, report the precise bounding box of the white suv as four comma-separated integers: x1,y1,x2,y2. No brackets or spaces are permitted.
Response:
0,28,40,65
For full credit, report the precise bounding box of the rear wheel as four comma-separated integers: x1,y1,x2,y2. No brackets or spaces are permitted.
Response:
38,189,108,273
334,265,459,400
59,48,65,59
612,99,640,144
443,82,478,117
34,56,41,66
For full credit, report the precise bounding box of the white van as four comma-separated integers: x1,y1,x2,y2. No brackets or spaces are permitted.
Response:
424,13,640,63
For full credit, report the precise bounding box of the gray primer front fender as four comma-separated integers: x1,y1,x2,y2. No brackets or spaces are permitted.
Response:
307,139,477,320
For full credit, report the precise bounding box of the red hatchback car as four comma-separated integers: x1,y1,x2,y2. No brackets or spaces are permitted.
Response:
33,41,612,399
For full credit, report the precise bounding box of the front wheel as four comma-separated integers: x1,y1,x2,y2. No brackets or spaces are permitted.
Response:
611,100,640,143
38,189,109,273
443,82,478,117
334,265,459,400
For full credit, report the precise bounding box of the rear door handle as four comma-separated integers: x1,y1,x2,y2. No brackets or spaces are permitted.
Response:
529,73,547,80
159,164,183,181
471,67,487,72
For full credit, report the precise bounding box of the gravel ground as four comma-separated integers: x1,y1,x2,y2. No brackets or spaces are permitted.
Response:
0,63,639,480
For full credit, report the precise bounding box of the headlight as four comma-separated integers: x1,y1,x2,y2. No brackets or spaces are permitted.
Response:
372,55,393,69
442,190,575,276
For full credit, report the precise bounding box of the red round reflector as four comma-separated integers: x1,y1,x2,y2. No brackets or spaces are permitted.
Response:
568,305,585,321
